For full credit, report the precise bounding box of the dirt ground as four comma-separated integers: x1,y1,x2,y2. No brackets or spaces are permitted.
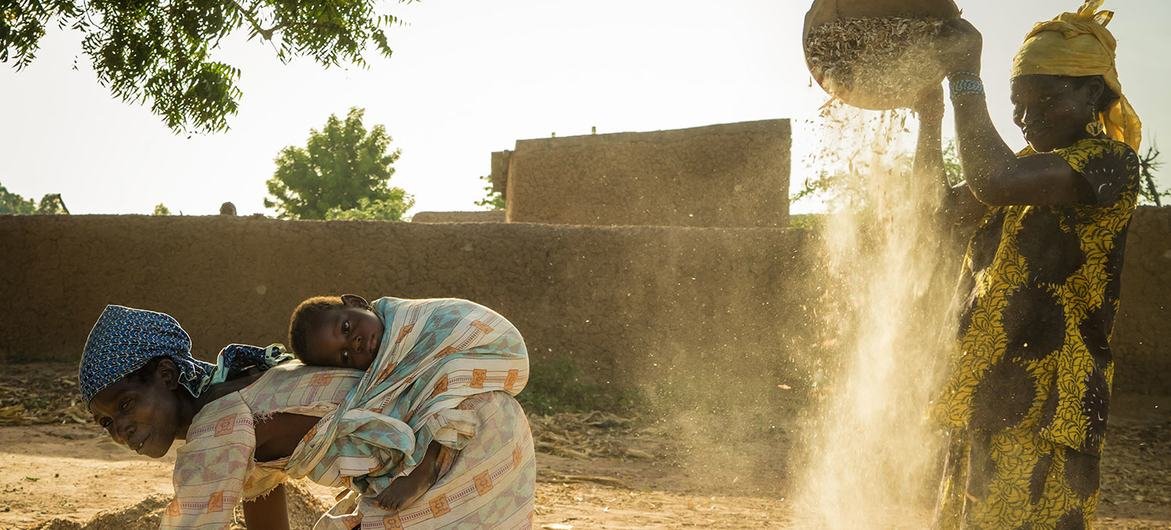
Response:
2,364,1168,529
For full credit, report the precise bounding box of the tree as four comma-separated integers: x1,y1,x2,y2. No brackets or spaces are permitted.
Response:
474,174,505,211
941,140,964,187
1139,145,1168,207
2,1,408,133
153,203,172,215
35,193,68,214
792,139,963,207
0,183,68,214
325,194,413,221
0,183,37,214
264,107,411,219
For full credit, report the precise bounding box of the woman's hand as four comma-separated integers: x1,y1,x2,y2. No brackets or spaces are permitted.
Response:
935,18,983,76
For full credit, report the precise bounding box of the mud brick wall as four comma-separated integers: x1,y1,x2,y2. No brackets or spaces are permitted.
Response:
0,215,818,401
503,120,791,228
1,208,1168,395
411,211,505,223
1112,207,1171,395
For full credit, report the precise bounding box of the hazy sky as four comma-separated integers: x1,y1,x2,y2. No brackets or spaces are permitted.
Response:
2,0,1167,216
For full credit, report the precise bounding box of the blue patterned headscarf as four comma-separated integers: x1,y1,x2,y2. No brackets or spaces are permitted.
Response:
79,305,291,404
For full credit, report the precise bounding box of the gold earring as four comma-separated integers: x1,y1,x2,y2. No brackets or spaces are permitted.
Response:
1085,119,1105,136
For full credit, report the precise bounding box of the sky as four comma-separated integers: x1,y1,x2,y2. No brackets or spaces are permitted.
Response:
2,0,1168,216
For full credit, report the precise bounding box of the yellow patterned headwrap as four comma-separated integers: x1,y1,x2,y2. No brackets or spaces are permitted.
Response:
1011,0,1142,151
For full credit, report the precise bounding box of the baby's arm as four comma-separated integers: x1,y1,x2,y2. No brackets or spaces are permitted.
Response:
375,441,455,511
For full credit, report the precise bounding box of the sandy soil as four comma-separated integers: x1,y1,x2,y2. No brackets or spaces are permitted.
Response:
1,364,1168,529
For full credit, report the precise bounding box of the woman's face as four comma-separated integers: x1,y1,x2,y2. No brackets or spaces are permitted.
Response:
1011,74,1102,153
88,360,186,458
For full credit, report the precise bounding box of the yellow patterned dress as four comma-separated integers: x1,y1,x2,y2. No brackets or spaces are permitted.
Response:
934,137,1141,529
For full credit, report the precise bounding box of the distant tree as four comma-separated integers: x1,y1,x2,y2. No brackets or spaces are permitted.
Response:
475,174,505,211
792,139,963,206
0,183,68,214
325,195,414,221
0,183,37,214
791,168,855,206
1139,145,1168,207
35,193,68,214
265,107,411,220
153,203,172,215
2,1,409,133
941,140,963,187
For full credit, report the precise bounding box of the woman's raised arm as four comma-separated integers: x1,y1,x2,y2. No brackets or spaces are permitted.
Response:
937,18,1095,206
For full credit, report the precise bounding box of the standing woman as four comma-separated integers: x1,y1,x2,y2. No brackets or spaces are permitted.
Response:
918,0,1143,527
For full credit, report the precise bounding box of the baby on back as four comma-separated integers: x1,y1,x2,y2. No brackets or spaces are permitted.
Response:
286,293,430,511
288,294,385,370
285,293,531,515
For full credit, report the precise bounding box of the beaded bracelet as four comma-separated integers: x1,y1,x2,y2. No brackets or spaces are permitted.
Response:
948,72,985,99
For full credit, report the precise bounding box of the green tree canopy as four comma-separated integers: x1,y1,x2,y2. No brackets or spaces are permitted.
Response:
36,193,68,214
265,107,412,220
2,1,408,133
793,140,963,207
0,184,37,214
324,194,413,221
0,183,68,214
153,203,172,215
475,174,505,211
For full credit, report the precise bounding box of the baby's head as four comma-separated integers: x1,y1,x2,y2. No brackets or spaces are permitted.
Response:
288,294,383,369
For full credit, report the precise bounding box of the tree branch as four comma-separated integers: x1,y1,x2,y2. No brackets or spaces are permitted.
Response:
225,0,281,41
1140,146,1164,207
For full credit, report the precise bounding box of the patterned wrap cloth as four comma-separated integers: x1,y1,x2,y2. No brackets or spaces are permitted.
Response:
934,138,1141,527
78,304,290,404
161,297,535,529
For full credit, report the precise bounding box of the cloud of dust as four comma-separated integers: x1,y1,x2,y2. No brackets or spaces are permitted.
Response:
619,102,960,514
790,101,958,528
